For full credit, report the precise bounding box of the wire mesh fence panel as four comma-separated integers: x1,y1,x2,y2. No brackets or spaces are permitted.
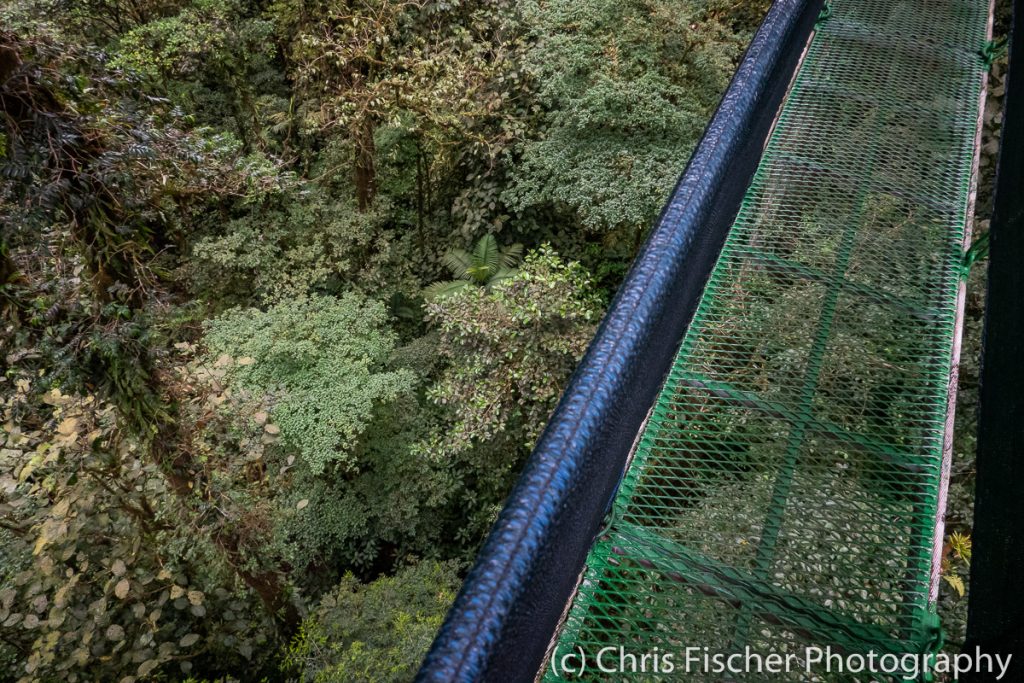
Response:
543,0,989,679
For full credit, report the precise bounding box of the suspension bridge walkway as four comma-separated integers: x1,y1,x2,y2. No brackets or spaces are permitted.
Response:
420,0,998,679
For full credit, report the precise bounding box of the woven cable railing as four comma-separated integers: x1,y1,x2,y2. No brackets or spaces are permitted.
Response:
542,0,992,679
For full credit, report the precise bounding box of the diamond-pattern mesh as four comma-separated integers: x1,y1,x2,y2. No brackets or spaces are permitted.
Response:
543,1,988,679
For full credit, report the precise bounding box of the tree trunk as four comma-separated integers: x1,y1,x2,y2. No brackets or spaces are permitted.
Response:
416,143,426,258
0,242,16,293
354,116,377,211
632,224,646,256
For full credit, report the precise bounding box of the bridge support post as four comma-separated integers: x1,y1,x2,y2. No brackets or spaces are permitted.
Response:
964,1,1024,679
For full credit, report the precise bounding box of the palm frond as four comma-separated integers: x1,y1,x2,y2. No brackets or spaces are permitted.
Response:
423,279,472,301
442,249,473,280
473,234,501,280
500,242,524,269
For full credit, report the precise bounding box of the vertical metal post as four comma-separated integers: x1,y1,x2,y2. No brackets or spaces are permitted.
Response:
964,2,1024,678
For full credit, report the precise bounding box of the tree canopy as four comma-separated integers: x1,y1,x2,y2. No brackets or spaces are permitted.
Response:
0,1,767,679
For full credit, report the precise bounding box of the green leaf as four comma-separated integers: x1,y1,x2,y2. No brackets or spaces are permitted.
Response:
501,243,524,269
424,280,471,301
441,249,473,280
943,574,966,597
472,234,501,281
137,659,159,677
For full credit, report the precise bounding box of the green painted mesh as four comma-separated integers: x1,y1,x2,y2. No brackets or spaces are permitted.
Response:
544,0,989,678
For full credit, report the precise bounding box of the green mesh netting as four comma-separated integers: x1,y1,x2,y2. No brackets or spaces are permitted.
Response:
544,0,989,679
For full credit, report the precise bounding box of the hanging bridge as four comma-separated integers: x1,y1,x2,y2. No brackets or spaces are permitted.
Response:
419,0,1000,680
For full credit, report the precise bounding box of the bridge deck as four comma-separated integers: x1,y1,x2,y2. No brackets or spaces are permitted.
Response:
544,1,990,678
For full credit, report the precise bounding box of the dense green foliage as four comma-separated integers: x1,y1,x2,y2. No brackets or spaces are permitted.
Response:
508,0,748,239
426,247,600,455
0,0,768,679
284,561,461,683
204,294,414,473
